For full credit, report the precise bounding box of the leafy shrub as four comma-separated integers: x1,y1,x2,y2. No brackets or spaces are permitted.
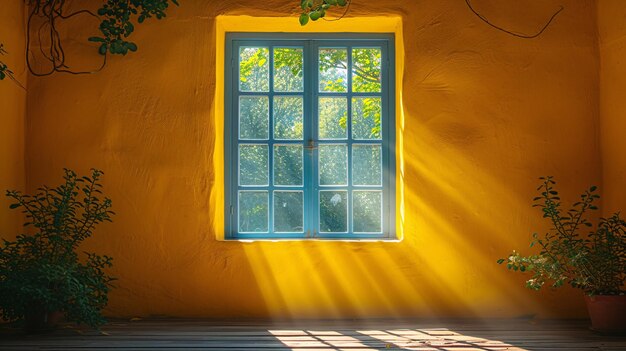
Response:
499,177,625,295
0,169,115,328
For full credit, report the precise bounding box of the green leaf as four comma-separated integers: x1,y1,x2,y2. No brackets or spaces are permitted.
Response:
299,13,309,26
590,185,598,192
496,258,505,264
88,37,105,43
98,44,108,55
337,0,347,5
9,203,20,209
126,42,138,52
310,11,321,21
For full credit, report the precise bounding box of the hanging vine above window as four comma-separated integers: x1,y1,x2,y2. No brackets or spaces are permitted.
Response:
28,0,179,77
1,0,179,86
298,0,563,41
299,0,350,25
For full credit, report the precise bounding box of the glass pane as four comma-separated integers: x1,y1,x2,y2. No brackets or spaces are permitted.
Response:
239,145,268,186
274,47,303,92
353,191,382,233
319,144,347,186
274,145,303,186
352,47,382,92
239,191,268,232
352,144,382,186
319,48,348,92
319,97,347,139
239,47,269,92
320,190,348,233
274,191,304,232
239,96,269,140
352,97,382,140
273,96,303,140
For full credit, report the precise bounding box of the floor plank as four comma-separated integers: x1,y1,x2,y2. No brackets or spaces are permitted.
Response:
1,319,625,350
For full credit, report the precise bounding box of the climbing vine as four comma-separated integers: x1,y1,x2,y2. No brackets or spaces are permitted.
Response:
298,0,564,40
1,0,179,86
3,1,564,87
298,0,350,25
89,0,179,56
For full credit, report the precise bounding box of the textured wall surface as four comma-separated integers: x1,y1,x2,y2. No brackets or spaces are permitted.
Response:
20,0,601,318
598,0,626,216
0,0,26,240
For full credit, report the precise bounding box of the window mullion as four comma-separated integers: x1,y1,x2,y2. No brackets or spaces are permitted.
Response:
346,45,353,235
268,44,275,235
306,40,319,238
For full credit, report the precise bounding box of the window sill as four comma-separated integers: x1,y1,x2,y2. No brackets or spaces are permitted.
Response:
220,237,402,243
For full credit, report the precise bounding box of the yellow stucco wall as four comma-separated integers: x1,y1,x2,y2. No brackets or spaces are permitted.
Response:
20,0,602,318
598,0,626,216
0,0,26,239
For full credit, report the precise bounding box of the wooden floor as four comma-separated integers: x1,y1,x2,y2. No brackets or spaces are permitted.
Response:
1,318,626,351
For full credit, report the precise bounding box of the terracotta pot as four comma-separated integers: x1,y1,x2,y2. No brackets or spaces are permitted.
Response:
24,309,65,333
584,294,626,334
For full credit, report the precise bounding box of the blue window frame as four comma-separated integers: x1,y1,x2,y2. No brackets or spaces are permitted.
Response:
225,33,395,240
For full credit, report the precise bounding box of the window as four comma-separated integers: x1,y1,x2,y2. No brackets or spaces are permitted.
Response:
225,33,395,239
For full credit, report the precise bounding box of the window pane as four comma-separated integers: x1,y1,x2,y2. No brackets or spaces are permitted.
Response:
274,145,303,186
239,191,269,232
274,96,303,140
320,190,348,233
352,47,382,92
274,47,303,92
352,144,382,186
319,97,347,139
274,191,304,232
319,144,347,186
239,47,269,92
353,191,382,233
239,145,268,186
319,48,347,92
352,97,382,140
240,96,269,140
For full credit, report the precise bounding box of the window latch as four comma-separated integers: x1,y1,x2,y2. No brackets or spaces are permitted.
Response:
304,139,317,152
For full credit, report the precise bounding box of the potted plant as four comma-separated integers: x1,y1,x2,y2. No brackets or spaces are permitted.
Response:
0,169,115,331
498,176,625,334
